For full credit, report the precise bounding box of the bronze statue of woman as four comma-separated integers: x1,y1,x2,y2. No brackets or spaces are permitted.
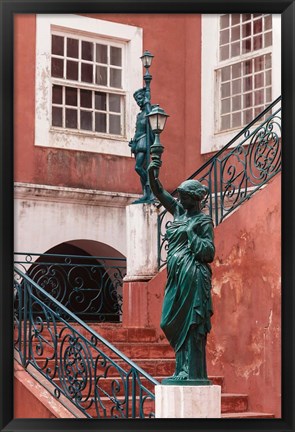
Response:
148,158,215,385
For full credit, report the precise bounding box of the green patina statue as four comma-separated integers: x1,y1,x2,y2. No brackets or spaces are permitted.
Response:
129,87,154,204
148,158,215,385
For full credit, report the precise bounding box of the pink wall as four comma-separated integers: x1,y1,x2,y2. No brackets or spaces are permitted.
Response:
129,173,281,416
14,14,206,193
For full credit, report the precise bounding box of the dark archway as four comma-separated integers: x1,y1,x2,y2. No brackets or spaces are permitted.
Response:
25,242,126,322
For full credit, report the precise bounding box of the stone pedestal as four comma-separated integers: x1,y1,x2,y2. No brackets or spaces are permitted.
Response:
124,203,159,281
155,385,221,418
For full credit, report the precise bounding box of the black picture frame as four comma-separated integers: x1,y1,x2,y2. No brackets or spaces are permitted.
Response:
0,1,294,431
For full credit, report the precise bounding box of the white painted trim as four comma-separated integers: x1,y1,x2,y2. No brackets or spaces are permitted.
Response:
14,182,140,207
35,14,143,156
201,14,281,154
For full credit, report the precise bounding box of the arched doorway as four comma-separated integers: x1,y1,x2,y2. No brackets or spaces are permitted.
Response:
23,241,126,322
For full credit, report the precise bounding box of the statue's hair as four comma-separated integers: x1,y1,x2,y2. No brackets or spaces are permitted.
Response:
177,179,208,201
133,88,146,98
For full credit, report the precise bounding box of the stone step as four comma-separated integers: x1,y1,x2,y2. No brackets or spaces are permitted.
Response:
220,393,248,413
14,323,161,343
222,411,275,418
27,340,174,360
84,392,249,418
53,375,225,397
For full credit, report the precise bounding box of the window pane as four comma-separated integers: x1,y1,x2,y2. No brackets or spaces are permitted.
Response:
109,115,121,134
52,85,63,104
110,47,122,66
231,15,240,26
96,66,107,86
266,87,272,102
52,35,64,56
254,18,263,34
66,60,78,80
221,115,230,130
253,35,262,50
65,87,77,106
265,53,272,69
232,79,241,95
80,111,92,131
243,60,252,75
232,112,241,127
221,82,230,98
220,45,229,61
221,98,230,114
67,38,78,58
255,73,264,88
264,15,272,31
244,76,253,91
51,58,64,78
221,66,230,81
52,107,63,127
242,14,251,22
243,93,252,108
81,63,93,83
220,15,229,29
110,69,122,88
242,38,251,54
264,32,272,47
109,94,121,112
265,70,272,86
254,56,264,72
95,113,106,133
82,41,93,61
95,92,106,110
242,23,251,38
244,109,253,124
96,44,107,64
254,90,264,105
66,108,77,128
231,42,240,57
232,63,241,78
81,90,92,108
232,95,241,111
231,26,240,42
220,29,229,45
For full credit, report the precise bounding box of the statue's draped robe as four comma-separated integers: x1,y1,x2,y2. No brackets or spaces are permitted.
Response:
160,207,215,353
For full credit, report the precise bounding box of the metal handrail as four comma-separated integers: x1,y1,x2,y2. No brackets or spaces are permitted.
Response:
158,97,281,268
14,253,126,321
14,267,159,419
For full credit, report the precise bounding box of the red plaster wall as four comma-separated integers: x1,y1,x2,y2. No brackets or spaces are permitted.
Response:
14,14,204,193
142,173,281,416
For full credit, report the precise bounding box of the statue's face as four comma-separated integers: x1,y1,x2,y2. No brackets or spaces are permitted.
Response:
135,92,145,108
178,191,196,210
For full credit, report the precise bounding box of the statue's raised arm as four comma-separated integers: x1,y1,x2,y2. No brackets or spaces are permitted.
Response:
148,158,180,215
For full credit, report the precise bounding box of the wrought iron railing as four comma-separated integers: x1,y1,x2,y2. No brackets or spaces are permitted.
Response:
158,97,281,268
14,253,126,322
14,267,159,419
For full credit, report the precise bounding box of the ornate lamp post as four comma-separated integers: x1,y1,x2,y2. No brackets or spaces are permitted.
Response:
128,50,156,204
147,104,169,178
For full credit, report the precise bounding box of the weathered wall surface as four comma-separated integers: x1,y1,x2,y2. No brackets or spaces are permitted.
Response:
14,14,205,194
137,173,281,417
207,173,281,417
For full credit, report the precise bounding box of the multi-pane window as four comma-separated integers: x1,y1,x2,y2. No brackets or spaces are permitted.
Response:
51,33,125,136
216,14,273,133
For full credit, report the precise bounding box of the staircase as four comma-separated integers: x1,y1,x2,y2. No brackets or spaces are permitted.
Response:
14,320,274,419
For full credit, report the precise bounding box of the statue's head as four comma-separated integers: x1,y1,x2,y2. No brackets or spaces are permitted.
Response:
177,180,208,202
133,88,146,107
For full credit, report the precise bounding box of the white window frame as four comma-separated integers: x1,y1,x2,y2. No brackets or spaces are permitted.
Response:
35,14,143,156
201,14,281,154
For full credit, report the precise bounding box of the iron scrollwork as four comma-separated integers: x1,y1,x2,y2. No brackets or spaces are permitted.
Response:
157,97,281,268
14,267,159,419
14,253,126,322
